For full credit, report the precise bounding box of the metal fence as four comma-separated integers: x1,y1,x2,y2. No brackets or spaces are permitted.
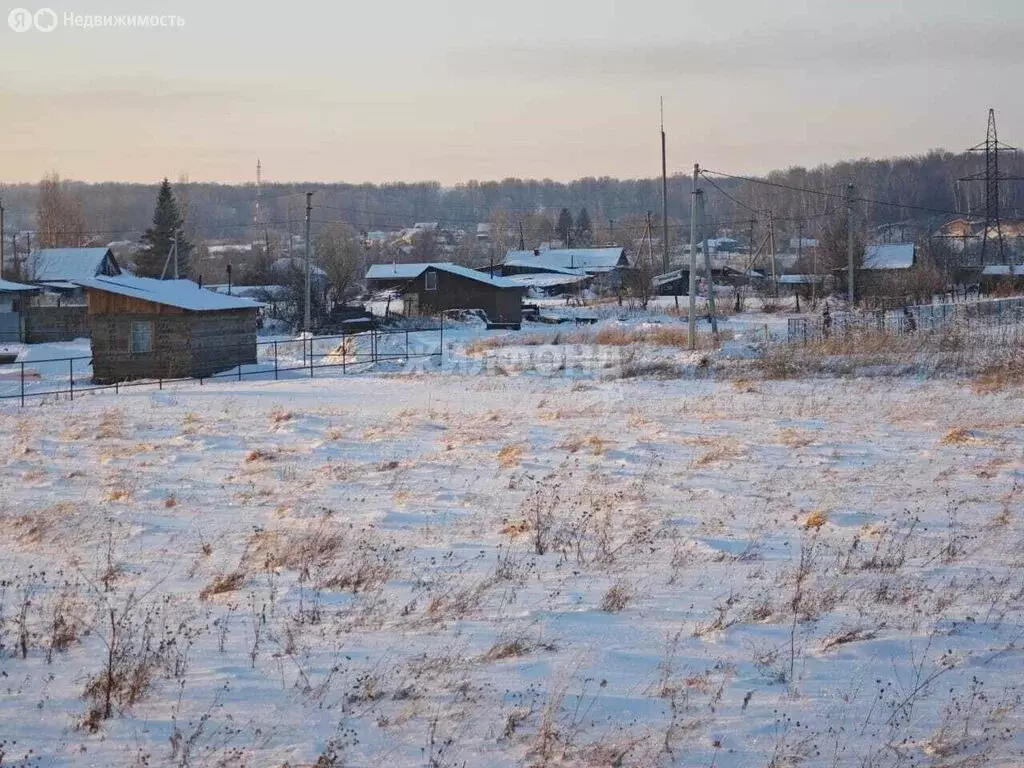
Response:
0,324,444,406
787,296,1024,345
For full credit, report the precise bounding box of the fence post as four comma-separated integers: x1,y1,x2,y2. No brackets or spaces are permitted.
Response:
439,314,444,364
274,341,279,380
309,336,314,379
20,361,25,407
69,358,74,401
406,329,409,359
238,340,243,381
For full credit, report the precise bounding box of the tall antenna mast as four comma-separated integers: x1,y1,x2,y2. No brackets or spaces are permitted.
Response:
660,97,670,273
255,158,264,226
959,109,1022,264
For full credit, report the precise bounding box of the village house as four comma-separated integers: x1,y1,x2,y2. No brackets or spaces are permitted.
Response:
365,262,525,326
0,278,39,342
26,247,122,304
73,275,261,384
502,247,629,275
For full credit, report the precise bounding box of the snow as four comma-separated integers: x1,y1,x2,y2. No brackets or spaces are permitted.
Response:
73,275,263,312
366,263,522,289
982,265,1024,276
503,248,625,272
863,243,915,270
501,261,588,277
503,273,588,289
2,354,1024,765
0,278,38,293
26,247,119,281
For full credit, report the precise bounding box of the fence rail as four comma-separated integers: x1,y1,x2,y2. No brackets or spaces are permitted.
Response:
787,296,1024,345
0,324,444,406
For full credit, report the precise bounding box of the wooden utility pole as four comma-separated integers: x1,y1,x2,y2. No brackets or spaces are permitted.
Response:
661,98,670,273
305,192,313,333
646,211,655,265
0,196,5,277
846,183,855,304
700,190,718,334
768,211,778,297
687,163,700,349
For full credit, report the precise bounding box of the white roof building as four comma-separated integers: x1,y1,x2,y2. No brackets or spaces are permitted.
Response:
502,248,628,273
26,247,121,283
73,275,262,311
863,243,915,270
365,262,520,289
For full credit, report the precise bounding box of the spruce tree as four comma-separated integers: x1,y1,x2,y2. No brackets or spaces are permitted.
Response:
556,208,573,247
137,179,193,278
574,207,593,246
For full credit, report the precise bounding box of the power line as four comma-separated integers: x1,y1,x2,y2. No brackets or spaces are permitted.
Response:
701,168,962,218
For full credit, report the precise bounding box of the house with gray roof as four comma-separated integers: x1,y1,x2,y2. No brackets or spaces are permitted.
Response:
365,262,524,326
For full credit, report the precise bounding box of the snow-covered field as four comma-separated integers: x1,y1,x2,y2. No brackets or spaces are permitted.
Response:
2,363,1024,766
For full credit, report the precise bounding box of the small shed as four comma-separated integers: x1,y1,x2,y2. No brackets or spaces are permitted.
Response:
74,275,261,384
0,279,39,342
366,262,525,325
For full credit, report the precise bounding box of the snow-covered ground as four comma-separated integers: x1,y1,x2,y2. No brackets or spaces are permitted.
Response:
2,369,1023,766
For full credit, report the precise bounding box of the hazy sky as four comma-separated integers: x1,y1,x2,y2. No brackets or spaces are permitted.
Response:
1,0,1022,184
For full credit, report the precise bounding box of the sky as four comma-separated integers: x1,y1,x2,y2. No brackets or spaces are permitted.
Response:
1,0,1022,185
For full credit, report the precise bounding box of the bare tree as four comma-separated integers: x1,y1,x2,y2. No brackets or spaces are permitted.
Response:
316,223,366,306
35,172,85,248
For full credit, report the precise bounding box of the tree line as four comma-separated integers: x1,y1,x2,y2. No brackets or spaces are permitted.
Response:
2,149,1019,247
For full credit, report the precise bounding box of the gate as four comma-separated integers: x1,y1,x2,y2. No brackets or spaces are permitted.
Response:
0,312,22,343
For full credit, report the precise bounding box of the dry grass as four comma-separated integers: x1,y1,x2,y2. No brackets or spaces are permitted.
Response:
467,325,730,355
695,438,745,466
96,409,125,440
245,449,276,463
270,409,293,425
973,361,1024,393
105,485,134,503
803,510,829,530
497,443,526,469
163,496,178,509
778,428,815,448
559,434,613,455
501,519,532,537
600,582,632,613
199,571,246,600
941,428,975,446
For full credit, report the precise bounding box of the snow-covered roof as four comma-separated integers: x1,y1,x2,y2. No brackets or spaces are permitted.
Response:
366,263,432,280
271,257,327,278
503,273,589,289
502,260,588,277
73,275,262,311
981,265,1024,276
503,248,627,273
26,247,120,281
863,243,915,270
0,278,39,293
365,262,521,289
206,284,289,300
778,274,824,285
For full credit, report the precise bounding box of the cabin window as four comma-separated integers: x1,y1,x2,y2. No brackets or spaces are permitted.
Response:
130,320,153,354
424,271,438,291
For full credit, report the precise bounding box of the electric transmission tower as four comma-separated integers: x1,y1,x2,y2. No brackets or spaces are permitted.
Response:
255,158,265,227
959,109,1023,264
